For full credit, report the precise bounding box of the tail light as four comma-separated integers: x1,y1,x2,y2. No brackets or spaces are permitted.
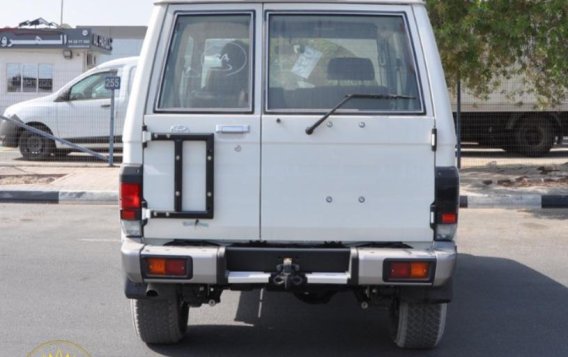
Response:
433,167,459,241
143,257,192,278
121,182,141,220
384,260,435,282
120,165,143,237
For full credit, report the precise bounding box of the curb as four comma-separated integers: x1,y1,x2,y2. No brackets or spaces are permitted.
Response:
0,190,117,204
460,195,568,209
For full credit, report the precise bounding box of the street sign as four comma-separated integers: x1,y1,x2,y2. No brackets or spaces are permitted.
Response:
105,76,120,167
105,76,121,90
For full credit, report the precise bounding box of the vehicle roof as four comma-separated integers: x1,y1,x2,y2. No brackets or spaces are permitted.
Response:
155,0,424,5
96,56,138,69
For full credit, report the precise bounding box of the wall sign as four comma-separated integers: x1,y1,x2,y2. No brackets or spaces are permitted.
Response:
0,28,112,52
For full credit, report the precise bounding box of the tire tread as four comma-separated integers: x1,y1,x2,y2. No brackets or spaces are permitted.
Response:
393,302,447,349
131,298,188,344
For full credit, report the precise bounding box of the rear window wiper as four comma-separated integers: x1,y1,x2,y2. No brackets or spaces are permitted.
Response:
305,93,416,135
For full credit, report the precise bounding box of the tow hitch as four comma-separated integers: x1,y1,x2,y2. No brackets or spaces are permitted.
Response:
271,258,306,289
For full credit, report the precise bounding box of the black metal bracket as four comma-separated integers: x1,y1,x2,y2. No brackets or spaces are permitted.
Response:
149,133,214,219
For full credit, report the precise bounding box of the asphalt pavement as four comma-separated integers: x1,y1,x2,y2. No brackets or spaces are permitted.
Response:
1,205,567,356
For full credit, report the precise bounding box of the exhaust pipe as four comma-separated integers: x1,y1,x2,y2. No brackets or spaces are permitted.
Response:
145,283,176,298
145,289,159,297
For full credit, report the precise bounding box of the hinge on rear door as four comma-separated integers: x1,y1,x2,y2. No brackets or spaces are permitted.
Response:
429,203,436,229
142,208,151,221
431,128,438,151
142,130,152,148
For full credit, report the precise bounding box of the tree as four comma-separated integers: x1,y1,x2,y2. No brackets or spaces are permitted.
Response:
426,0,568,106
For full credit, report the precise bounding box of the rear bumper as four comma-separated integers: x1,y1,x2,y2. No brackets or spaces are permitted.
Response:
122,238,457,288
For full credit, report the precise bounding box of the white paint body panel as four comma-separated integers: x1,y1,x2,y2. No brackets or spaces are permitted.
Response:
143,115,261,240
261,116,434,242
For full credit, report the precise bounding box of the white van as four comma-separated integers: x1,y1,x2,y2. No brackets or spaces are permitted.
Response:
0,57,137,160
120,0,458,349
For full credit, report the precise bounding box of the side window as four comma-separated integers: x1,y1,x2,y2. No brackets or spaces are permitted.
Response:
158,14,253,112
69,71,116,101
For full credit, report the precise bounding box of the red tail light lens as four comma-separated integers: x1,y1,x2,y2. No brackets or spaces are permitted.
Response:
121,182,141,209
390,262,411,279
119,165,143,237
441,212,457,224
120,182,141,221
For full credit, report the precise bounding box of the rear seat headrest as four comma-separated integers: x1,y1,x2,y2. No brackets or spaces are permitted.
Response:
327,57,375,81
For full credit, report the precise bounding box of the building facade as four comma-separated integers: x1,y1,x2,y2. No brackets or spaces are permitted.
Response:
0,24,145,114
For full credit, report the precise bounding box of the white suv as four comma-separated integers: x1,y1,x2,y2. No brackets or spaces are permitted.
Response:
120,0,459,349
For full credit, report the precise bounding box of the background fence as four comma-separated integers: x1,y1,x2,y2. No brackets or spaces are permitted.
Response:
0,74,568,194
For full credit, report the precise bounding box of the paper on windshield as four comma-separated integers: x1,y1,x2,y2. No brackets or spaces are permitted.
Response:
291,46,322,79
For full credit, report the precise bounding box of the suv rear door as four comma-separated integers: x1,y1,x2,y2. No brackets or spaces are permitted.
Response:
261,5,435,243
143,4,262,240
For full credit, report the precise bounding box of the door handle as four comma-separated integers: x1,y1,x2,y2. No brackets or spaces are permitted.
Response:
101,103,111,108
215,124,250,134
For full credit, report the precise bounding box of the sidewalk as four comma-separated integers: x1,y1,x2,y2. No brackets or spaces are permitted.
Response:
0,156,567,208
460,159,568,208
0,164,118,204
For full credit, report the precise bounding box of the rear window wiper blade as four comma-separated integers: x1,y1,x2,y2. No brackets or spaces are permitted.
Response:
305,93,415,135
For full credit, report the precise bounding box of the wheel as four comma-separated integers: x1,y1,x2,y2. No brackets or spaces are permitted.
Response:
18,130,54,160
131,297,189,344
390,300,447,349
513,117,555,157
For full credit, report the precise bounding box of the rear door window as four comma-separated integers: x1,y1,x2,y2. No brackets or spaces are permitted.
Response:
267,14,422,113
158,14,253,112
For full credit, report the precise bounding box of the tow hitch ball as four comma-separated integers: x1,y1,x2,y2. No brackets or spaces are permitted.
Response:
271,258,305,289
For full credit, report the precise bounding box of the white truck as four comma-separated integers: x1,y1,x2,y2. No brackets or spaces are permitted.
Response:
0,57,137,160
120,0,459,349
453,80,568,156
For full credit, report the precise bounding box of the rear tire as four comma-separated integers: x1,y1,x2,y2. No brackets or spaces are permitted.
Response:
19,130,54,161
390,300,447,349
513,117,555,157
131,297,189,344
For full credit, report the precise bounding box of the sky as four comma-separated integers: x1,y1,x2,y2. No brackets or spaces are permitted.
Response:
0,0,154,27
